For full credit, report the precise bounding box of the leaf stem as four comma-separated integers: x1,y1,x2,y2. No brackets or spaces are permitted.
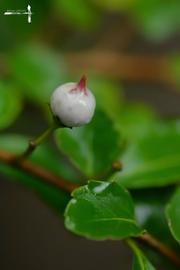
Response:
126,238,140,254
17,122,58,160
126,239,145,269
135,233,180,267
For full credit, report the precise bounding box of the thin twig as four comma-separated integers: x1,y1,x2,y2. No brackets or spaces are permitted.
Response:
16,124,57,161
136,233,180,267
0,149,179,267
0,150,79,193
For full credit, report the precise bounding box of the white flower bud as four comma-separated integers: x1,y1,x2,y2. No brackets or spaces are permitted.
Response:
50,76,96,127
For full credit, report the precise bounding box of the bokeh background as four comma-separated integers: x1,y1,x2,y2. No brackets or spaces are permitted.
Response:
0,0,180,269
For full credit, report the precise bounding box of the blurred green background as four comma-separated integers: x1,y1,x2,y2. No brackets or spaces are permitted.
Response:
0,0,180,269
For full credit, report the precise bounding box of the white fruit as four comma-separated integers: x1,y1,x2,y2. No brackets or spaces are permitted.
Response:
50,76,96,127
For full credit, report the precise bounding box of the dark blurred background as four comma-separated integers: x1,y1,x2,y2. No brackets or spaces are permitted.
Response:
0,0,180,269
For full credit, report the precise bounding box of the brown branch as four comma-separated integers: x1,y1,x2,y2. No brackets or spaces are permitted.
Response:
0,149,179,267
0,150,79,193
66,51,175,85
136,233,180,267
0,52,177,87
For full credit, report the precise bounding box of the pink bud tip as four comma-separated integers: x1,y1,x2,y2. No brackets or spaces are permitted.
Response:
78,75,87,92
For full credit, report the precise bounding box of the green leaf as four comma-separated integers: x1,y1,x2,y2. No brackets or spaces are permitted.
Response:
0,82,22,129
10,45,67,105
0,134,80,183
166,187,180,244
133,188,180,270
133,188,179,250
112,119,180,188
54,0,99,29
127,239,156,270
132,0,180,41
65,180,142,240
55,110,121,177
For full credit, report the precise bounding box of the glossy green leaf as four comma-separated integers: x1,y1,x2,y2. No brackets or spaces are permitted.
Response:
0,82,22,129
166,187,180,244
112,120,180,188
55,110,121,177
127,239,156,270
0,134,80,183
132,0,180,41
54,0,99,29
10,45,66,105
65,180,142,240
